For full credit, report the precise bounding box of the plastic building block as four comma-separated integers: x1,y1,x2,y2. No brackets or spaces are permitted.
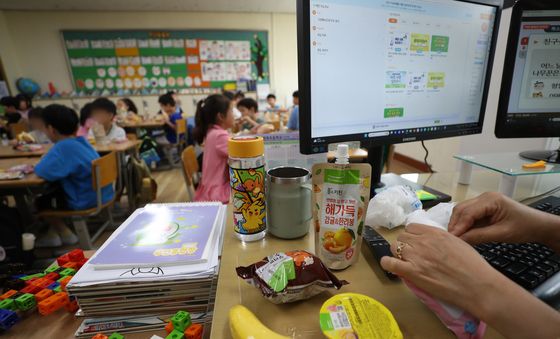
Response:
20,284,42,295
20,273,44,281
78,258,88,268
35,289,54,302
108,332,124,339
166,329,184,339
47,282,60,291
91,334,108,339
44,265,60,274
184,324,203,339
54,286,63,293
57,254,70,266
25,277,39,285
64,299,79,313
0,290,17,300
59,276,72,291
0,309,19,330
165,321,174,333
38,292,68,316
62,262,79,270
171,311,191,332
0,298,16,311
15,293,36,311
68,249,85,262
32,278,55,289
44,272,60,281
59,268,76,277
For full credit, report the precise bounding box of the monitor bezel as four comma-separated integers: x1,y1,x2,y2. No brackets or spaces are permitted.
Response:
297,0,503,154
495,0,560,139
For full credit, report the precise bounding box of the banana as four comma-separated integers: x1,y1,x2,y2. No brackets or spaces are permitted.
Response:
229,304,290,339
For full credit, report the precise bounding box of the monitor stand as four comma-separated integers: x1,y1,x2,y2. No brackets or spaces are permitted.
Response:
365,145,451,208
520,149,560,164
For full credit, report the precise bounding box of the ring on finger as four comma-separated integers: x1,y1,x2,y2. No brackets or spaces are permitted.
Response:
396,241,406,260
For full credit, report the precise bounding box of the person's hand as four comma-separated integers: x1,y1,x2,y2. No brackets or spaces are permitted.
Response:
380,224,506,316
448,192,556,245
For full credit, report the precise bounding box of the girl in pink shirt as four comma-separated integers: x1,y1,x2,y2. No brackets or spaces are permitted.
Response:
193,94,235,203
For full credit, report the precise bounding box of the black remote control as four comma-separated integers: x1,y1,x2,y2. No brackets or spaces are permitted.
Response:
362,226,398,280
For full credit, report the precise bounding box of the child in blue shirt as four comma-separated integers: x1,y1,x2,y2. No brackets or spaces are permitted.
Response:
34,104,114,247
287,90,300,131
156,93,183,144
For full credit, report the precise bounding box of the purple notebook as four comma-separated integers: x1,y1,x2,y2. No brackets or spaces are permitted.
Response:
89,203,223,269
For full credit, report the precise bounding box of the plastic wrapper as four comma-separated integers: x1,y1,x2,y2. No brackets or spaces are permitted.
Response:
366,185,422,229
404,202,486,339
236,250,348,304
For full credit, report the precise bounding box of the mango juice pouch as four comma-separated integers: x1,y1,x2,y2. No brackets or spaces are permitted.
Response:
312,145,371,270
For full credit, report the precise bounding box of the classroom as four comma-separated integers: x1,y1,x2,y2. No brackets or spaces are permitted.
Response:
0,0,559,338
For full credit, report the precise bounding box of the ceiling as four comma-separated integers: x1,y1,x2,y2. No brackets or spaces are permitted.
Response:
0,0,296,13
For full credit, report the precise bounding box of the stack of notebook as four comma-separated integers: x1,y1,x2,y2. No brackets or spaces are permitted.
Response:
67,202,227,337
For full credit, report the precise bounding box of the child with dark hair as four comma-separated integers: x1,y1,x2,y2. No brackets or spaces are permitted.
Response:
34,104,114,247
88,98,126,142
266,93,280,111
287,90,300,131
0,96,22,124
117,98,139,115
15,94,32,120
27,107,50,144
157,93,183,144
77,102,94,137
237,98,263,133
193,94,234,203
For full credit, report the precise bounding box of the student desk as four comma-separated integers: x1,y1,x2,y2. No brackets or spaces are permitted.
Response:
0,144,52,159
327,148,368,162
118,119,166,130
0,157,45,226
7,170,560,339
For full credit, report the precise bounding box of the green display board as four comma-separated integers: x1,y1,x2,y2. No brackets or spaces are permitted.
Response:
62,30,269,95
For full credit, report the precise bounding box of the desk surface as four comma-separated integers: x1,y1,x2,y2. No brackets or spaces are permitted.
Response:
0,157,44,188
93,139,141,153
118,119,165,129
0,144,52,159
7,170,560,339
327,148,368,160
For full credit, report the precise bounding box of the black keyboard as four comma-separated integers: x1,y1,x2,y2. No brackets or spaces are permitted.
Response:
474,196,560,309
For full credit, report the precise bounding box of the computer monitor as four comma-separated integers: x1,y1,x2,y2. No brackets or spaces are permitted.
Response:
297,0,503,189
495,0,560,163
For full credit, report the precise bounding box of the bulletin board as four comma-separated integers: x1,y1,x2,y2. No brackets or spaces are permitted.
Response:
61,30,269,94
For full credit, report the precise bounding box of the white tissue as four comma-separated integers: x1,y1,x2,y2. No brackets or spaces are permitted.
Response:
405,202,456,231
366,186,423,229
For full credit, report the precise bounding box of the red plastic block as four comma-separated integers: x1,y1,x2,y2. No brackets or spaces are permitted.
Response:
44,272,60,281
62,262,79,270
38,292,69,316
56,254,70,266
64,299,79,312
0,290,17,300
184,323,203,339
91,334,108,339
20,284,42,295
68,249,85,262
165,321,174,334
34,289,54,302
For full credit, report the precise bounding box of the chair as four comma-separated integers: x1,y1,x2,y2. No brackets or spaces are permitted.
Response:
39,152,118,249
9,122,28,139
181,146,200,201
162,118,187,168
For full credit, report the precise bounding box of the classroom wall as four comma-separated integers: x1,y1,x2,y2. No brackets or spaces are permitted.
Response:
395,7,551,172
0,10,298,108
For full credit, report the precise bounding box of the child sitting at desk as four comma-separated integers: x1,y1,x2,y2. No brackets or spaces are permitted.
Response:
266,94,280,111
88,98,126,142
34,104,114,247
156,93,183,145
193,94,234,203
77,102,93,137
8,107,50,145
236,98,264,133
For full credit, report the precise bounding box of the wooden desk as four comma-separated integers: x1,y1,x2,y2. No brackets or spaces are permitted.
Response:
8,171,560,339
93,139,140,154
0,144,52,159
0,158,43,188
118,120,165,130
327,148,368,162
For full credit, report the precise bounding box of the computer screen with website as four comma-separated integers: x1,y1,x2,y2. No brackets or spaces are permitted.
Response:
298,0,501,153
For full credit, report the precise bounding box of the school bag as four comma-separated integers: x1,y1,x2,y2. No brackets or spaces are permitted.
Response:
128,155,158,206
